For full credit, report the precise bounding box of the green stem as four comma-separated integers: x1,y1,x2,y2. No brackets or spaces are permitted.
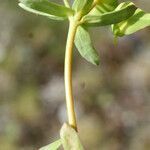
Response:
64,19,78,131
64,0,99,131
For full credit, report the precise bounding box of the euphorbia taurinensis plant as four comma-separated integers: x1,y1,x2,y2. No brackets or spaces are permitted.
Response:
18,0,150,149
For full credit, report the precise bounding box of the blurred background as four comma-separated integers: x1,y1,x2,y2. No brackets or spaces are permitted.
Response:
0,0,150,150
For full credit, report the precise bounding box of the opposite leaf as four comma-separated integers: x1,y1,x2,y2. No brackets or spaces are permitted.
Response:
39,139,61,150
19,0,74,20
83,1,137,26
60,123,84,150
112,5,150,36
75,26,100,65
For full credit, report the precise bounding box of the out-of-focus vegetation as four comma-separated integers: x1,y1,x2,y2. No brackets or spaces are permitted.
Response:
0,0,150,150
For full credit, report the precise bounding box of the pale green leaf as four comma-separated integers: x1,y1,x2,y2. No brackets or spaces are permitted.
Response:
39,139,61,150
75,26,100,65
72,0,93,15
19,0,74,20
112,7,150,36
72,0,87,11
89,0,118,16
60,123,84,150
83,2,137,26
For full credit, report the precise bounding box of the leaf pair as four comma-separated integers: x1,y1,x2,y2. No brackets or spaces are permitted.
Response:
39,123,84,150
112,6,150,36
19,0,150,66
74,2,137,65
75,1,150,65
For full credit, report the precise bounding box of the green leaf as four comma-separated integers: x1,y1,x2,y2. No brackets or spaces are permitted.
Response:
19,0,74,20
98,0,118,11
75,26,100,65
89,0,118,16
60,123,84,150
101,0,118,7
83,2,137,26
39,139,61,150
72,0,87,12
72,0,93,14
112,7,150,36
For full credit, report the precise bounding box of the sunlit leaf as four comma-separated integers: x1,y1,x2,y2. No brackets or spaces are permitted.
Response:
19,0,74,20
83,2,137,26
89,0,118,16
72,0,93,15
72,0,87,11
39,139,61,150
112,7,150,36
75,26,100,65
60,123,84,150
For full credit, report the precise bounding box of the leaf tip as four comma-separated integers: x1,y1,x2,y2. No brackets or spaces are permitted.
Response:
95,58,100,66
91,55,100,66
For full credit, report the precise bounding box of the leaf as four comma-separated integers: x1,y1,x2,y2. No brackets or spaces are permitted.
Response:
98,0,118,11
83,2,137,26
72,0,93,14
112,7,150,36
19,0,74,21
72,0,87,12
75,26,100,65
39,139,61,150
89,0,118,16
101,0,118,8
60,123,84,150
